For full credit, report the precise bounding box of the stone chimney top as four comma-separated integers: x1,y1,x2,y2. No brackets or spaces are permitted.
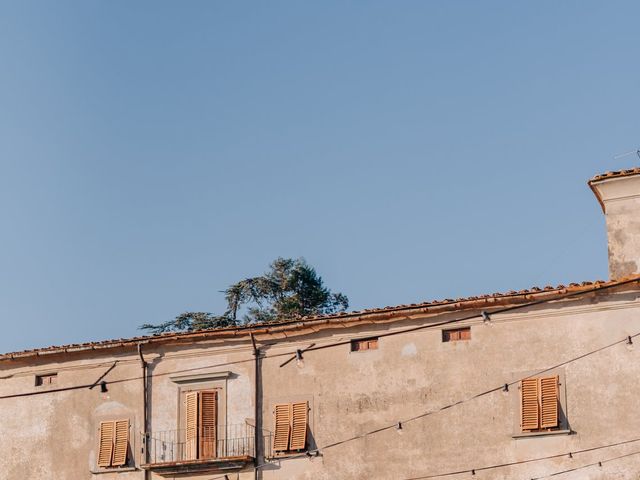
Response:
589,168,640,279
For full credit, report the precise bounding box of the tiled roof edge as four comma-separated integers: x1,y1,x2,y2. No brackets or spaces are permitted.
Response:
588,167,640,184
2,276,639,362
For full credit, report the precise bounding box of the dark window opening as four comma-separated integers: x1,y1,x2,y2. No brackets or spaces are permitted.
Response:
351,337,379,352
442,327,471,342
35,373,57,386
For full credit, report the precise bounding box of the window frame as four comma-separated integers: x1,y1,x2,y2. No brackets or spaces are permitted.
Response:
511,368,570,438
271,400,311,457
350,337,379,352
35,372,57,387
96,419,131,469
442,327,471,342
178,387,222,461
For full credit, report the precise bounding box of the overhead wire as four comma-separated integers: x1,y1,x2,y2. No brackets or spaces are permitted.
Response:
271,276,640,365
530,448,640,479
402,436,640,479
1,278,640,477
308,329,640,452
1,278,638,402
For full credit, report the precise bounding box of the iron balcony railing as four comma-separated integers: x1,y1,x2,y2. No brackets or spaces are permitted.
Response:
143,424,272,465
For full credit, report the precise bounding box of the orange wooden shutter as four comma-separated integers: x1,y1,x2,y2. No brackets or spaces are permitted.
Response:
111,419,129,466
199,391,217,459
540,376,559,429
185,392,199,460
97,421,115,467
289,401,308,450
273,404,291,452
521,378,539,431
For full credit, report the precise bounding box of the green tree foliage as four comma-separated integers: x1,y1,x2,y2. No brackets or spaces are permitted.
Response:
140,258,349,333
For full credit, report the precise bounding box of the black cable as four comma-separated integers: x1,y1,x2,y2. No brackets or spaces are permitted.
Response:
317,330,640,451
0,382,97,399
2,280,638,478
1,277,638,408
530,448,640,479
402,436,640,479
270,277,640,364
0,357,254,399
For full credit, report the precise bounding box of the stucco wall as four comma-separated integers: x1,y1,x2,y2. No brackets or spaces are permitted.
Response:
2,289,640,479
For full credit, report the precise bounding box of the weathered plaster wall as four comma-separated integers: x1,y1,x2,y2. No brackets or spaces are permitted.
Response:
257,290,640,479
0,353,143,479
2,290,640,479
591,174,640,279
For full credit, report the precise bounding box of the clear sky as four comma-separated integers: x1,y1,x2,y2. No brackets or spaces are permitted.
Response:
1,1,639,354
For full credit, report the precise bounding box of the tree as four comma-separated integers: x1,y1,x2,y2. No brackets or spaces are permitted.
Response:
140,257,349,333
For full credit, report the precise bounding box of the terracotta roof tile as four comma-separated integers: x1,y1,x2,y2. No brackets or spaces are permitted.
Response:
1,276,639,362
589,167,640,184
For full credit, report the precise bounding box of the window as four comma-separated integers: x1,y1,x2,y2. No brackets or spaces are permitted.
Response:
351,337,378,352
520,376,559,432
273,401,309,454
442,327,471,342
184,390,218,460
97,419,130,468
35,373,57,386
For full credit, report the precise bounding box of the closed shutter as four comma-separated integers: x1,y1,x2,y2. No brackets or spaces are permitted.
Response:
199,391,217,459
273,404,291,452
97,421,115,467
540,376,559,429
112,419,129,466
185,392,199,460
521,378,539,431
289,401,308,450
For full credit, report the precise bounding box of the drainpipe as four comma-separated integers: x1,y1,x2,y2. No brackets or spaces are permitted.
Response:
250,334,261,480
137,343,150,480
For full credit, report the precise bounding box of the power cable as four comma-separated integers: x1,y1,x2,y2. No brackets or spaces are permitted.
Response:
402,436,640,479
530,448,640,479
1,278,638,403
313,330,640,452
0,280,637,478
272,277,640,365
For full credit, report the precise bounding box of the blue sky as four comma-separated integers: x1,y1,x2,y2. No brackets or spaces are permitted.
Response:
1,1,639,353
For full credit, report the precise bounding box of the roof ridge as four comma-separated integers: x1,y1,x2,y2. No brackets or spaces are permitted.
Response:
2,276,637,362
588,167,640,184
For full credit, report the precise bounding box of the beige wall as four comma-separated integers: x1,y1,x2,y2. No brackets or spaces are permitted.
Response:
591,174,640,279
2,289,640,479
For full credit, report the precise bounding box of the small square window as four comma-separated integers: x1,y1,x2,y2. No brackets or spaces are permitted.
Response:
442,327,471,342
35,373,57,386
351,337,378,352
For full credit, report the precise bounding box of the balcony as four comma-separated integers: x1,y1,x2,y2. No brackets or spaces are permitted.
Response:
141,424,267,476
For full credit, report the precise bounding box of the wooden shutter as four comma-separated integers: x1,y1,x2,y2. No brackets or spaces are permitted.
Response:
273,404,291,452
185,392,199,460
540,376,559,429
521,378,539,431
111,419,129,466
289,401,308,450
111,420,129,467
97,421,115,467
199,391,217,459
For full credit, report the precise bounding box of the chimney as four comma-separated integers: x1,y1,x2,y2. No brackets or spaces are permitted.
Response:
589,168,640,279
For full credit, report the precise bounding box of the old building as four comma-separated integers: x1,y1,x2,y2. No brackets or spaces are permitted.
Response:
2,168,640,479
